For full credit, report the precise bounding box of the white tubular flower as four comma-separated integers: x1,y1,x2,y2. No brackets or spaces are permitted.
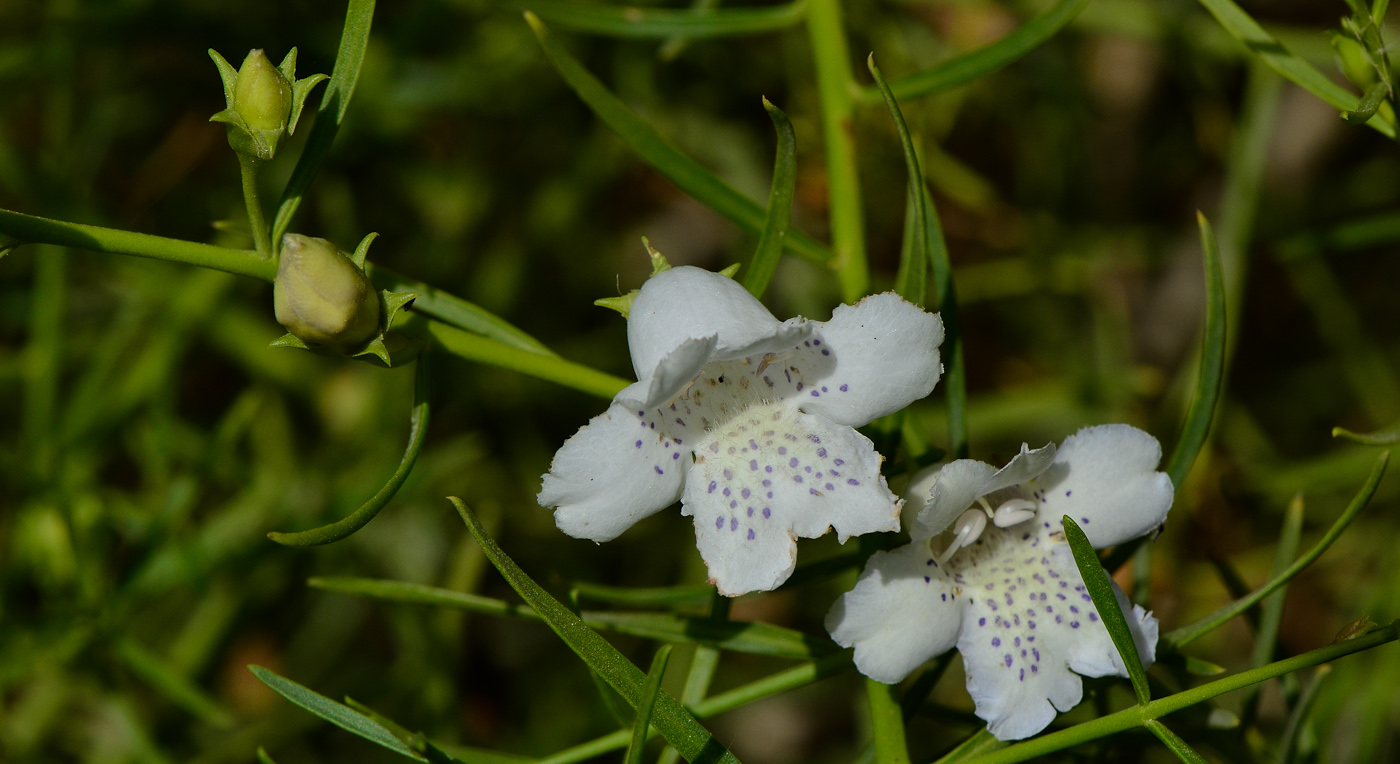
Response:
826,424,1174,741
538,266,944,596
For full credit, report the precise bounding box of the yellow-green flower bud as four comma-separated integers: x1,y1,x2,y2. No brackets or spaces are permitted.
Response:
274,234,381,351
234,49,291,132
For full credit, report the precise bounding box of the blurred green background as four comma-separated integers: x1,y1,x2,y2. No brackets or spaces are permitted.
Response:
1,0,1398,761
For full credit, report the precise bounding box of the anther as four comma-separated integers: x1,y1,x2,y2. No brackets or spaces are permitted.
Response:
992,498,1038,528
939,509,987,564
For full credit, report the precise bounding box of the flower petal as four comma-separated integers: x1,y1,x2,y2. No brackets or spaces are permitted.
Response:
826,542,964,683
1032,424,1174,548
904,459,997,541
682,405,901,595
617,334,719,410
800,293,943,427
539,382,689,542
955,533,1156,741
628,267,810,396
977,442,1057,497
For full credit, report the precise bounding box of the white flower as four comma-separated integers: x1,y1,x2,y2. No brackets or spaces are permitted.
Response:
825,424,1173,740
538,266,944,596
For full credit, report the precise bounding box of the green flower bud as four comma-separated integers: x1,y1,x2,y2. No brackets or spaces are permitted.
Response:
234,49,292,132
274,234,381,351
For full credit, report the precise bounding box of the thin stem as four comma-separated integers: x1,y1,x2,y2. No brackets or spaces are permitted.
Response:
238,155,274,258
0,207,275,281
966,621,1399,764
806,0,868,301
867,678,911,764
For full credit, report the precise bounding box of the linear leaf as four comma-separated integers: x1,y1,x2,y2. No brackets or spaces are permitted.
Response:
1164,212,1227,489
526,13,831,263
963,620,1399,764
450,498,739,764
506,0,805,39
1144,720,1209,763
272,0,377,243
1276,665,1331,764
877,0,1090,102
572,580,715,609
415,316,629,400
1194,0,1396,138
742,98,796,298
365,263,555,356
1333,417,1400,445
1165,450,1390,647
625,645,673,764
248,665,421,760
922,192,966,457
114,638,235,728
268,354,431,546
1061,516,1150,704
309,576,824,658
868,54,926,307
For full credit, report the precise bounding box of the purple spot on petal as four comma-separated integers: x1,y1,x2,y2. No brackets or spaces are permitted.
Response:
750,459,758,470
741,488,751,498
825,483,835,491
817,448,827,458
846,479,860,486
673,452,680,460
1089,612,1099,622
789,458,799,468
747,528,755,540
992,637,1001,647
763,508,771,518
708,482,717,494
1005,654,1013,668
635,440,642,448
834,459,845,466
715,517,724,529
654,466,663,475
1071,621,1080,628
730,518,738,531
979,617,986,626
810,390,819,397
778,447,787,455
796,382,804,391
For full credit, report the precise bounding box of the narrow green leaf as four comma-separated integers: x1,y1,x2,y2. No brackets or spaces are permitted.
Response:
525,13,831,264
1194,0,1396,138
921,192,967,458
504,0,804,38
1251,494,1305,669
964,621,1400,764
114,638,235,728
657,594,729,764
571,580,715,609
1166,450,1390,648
868,54,927,308
1333,417,1400,445
866,678,911,764
365,262,555,356
1164,212,1227,489
537,654,851,764
1276,665,1331,764
450,498,740,764
248,665,421,760
268,353,431,546
741,98,796,298
876,0,1090,102
1342,80,1391,123
1061,516,1150,704
257,748,279,764
1144,720,1209,763
272,0,377,243
345,696,530,764
308,576,822,657
414,316,629,400
930,730,1004,764
626,645,674,764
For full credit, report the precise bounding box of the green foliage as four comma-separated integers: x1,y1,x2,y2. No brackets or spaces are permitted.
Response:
2,0,1399,761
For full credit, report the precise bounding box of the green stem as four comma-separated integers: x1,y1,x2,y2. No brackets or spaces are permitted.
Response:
1165,450,1388,648
806,0,868,301
238,155,274,258
412,316,628,400
0,207,275,281
867,678,911,764
966,621,1399,764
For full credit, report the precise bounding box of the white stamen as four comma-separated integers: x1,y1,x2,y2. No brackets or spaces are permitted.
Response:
991,498,1038,528
976,496,995,517
939,508,987,564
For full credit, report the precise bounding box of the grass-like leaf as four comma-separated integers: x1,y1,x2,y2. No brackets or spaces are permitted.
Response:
114,638,235,728
525,13,831,265
741,98,796,298
1165,450,1390,648
1276,665,1331,764
1164,212,1227,489
868,54,927,308
874,0,1090,102
1333,417,1400,445
1144,720,1209,763
625,645,673,764
1194,0,1396,139
1061,516,1150,704
268,354,430,546
506,0,805,39
272,0,377,243
966,620,1399,764
248,665,421,760
571,580,715,608
450,498,740,764
310,576,827,658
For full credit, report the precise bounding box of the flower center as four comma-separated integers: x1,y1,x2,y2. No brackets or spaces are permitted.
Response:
937,496,1039,563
